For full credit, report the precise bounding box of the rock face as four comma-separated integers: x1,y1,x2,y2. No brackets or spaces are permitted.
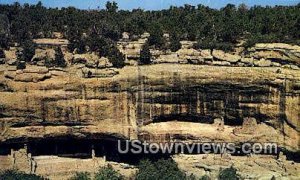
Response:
249,43,300,65
72,53,113,68
31,48,56,66
212,49,241,63
0,43,300,179
4,66,51,82
128,42,300,70
0,64,299,147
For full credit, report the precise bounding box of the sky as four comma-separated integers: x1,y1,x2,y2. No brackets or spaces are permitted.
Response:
0,0,299,10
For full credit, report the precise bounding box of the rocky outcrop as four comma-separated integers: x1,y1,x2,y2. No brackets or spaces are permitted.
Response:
4,66,51,82
72,53,113,68
248,43,300,65
212,49,241,63
174,154,300,179
137,42,300,69
0,64,299,149
31,48,55,66
117,32,149,63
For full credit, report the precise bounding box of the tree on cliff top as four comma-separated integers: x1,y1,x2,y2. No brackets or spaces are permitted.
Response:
19,40,36,62
54,47,67,68
139,42,151,65
170,33,181,52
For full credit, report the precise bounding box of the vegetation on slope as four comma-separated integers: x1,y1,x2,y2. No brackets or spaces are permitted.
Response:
0,1,299,51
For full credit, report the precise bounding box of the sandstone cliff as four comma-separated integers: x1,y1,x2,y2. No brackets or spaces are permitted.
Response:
0,41,299,179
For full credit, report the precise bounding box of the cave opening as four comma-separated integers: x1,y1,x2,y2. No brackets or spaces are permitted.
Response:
152,114,214,124
144,84,271,127
4,138,171,165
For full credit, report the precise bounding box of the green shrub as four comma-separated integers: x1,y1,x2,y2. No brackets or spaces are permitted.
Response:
95,165,123,180
107,46,125,68
16,61,26,70
136,159,186,180
199,175,211,180
69,172,91,180
218,167,239,180
0,170,45,180
194,38,234,52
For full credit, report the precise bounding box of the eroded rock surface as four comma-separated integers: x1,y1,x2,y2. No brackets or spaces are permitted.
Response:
0,61,299,179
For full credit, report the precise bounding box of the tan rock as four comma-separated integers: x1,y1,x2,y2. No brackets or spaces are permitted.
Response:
98,57,113,68
271,62,281,67
200,49,213,60
23,66,49,74
212,50,241,63
4,48,17,60
241,57,254,65
7,59,17,66
254,58,272,67
212,61,231,66
14,72,51,82
155,53,182,64
250,43,300,65
31,48,55,63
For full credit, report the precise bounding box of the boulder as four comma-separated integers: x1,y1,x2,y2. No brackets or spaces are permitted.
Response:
7,59,17,66
4,48,17,60
97,57,113,68
283,64,300,70
212,50,241,63
271,62,281,67
291,65,300,70
122,32,130,40
141,32,150,39
254,58,272,67
176,48,204,63
200,49,213,60
31,48,55,64
73,53,98,65
180,41,197,49
73,53,113,69
241,57,254,65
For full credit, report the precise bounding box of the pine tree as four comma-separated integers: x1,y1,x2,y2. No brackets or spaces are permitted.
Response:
54,47,66,68
20,40,36,62
170,34,181,52
139,43,151,65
